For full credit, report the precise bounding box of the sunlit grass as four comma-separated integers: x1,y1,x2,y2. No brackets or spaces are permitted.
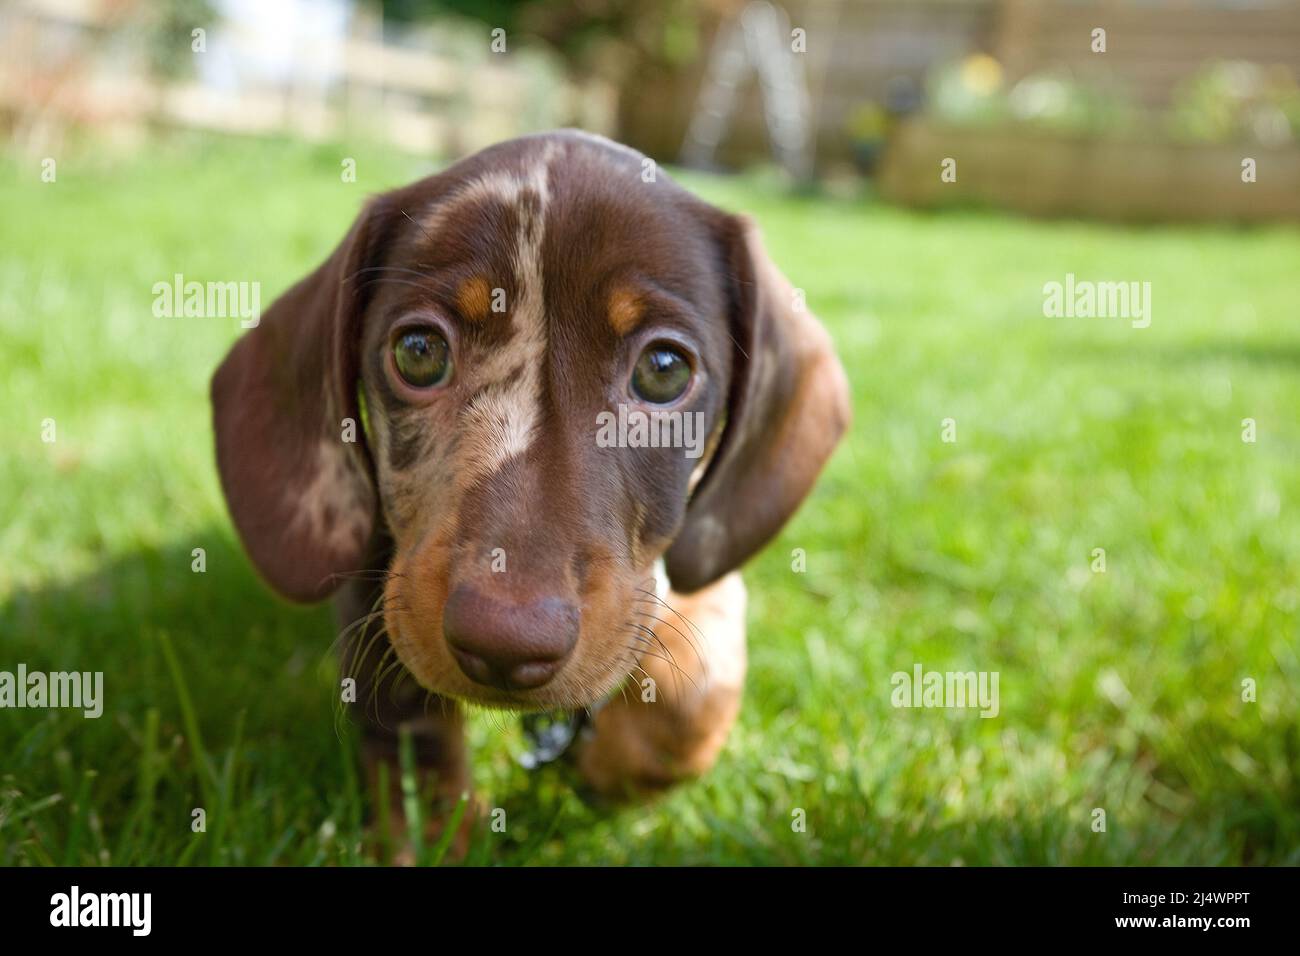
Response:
1,132,1296,864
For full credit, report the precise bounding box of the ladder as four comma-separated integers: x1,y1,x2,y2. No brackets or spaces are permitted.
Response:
680,1,814,180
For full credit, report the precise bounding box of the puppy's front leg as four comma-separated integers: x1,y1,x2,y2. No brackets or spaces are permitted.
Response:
574,572,747,800
337,576,472,861
359,699,471,864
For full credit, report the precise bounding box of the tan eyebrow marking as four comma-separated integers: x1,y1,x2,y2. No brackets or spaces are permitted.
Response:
457,276,493,322
607,286,644,336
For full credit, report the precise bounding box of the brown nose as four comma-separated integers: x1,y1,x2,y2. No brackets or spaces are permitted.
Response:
442,585,579,690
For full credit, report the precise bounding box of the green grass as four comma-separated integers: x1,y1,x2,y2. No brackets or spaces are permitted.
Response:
1,133,1297,865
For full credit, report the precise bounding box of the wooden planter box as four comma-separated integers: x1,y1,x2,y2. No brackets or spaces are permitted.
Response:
878,119,1300,223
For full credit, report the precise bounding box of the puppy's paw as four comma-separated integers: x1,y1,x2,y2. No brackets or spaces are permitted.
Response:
570,692,734,804
571,573,748,804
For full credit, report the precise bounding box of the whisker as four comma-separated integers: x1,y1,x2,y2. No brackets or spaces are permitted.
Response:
615,644,697,694
620,619,690,696
399,208,437,248
615,626,699,697
633,586,708,643
631,604,708,674
344,264,431,283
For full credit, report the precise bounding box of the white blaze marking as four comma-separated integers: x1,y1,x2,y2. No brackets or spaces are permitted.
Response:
450,147,557,485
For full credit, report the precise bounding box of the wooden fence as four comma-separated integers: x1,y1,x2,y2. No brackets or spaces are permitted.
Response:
619,0,1300,171
875,0,1300,223
0,0,615,156
877,118,1300,223
995,0,1300,107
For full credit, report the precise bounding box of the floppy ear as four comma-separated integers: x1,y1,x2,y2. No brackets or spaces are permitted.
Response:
665,214,851,593
211,198,392,602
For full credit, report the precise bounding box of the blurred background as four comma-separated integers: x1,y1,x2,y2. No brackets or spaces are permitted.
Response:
1,0,1297,866
5,0,1300,217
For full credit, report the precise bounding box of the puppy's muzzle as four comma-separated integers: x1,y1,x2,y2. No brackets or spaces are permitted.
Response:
442,585,579,691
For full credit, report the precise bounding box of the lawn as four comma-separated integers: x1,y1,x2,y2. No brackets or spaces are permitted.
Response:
1,133,1297,865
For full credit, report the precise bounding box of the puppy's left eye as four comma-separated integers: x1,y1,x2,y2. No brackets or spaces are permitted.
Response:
631,345,692,404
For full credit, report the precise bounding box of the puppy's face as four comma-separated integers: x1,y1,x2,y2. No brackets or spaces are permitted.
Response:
212,132,848,712
359,140,732,710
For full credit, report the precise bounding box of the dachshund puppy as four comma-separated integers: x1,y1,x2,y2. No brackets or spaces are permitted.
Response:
211,130,849,840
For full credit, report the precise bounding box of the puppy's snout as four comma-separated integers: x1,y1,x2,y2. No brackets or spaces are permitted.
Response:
443,585,579,691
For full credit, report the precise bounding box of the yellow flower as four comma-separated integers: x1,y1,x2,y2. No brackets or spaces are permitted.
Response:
960,54,1003,95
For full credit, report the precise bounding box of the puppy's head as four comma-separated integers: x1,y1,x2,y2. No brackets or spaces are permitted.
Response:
212,131,848,711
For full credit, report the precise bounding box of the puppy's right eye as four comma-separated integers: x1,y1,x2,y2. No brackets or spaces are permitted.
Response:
393,328,452,388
